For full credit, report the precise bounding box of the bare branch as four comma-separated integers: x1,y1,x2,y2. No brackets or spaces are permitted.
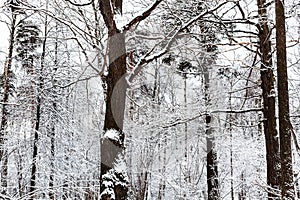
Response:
128,1,229,82
123,0,163,31
212,108,263,114
162,108,263,128
59,74,100,88
64,0,93,7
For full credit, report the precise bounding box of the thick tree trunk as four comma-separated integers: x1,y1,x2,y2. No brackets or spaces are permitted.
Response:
100,32,127,200
275,0,295,199
98,1,161,199
257,0,281,198
0,12,16,196
99,1,127,199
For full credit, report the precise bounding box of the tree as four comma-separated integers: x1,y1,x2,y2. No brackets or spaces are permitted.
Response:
275,0,295,198
98,0,128,199
15,20,41,199
98,1,162,199
1,0,299,199
0,0,18,195
257,0,281,197
202,45,219,200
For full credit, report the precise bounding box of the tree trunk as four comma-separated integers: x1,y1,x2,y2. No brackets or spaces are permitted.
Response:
275,0,295,199
204,65,219,200
99,1,128,199
98,1,162,199
29,28,45,200
206,115,219,200
29,97,41,199
238,172,246,200
0,12,16,196
257,0,281,198
49,20,57,200
29,65,43,199
100,32,127,200
228,82,234,200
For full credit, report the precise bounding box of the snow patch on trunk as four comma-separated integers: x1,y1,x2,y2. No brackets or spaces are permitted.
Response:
104,129,120,142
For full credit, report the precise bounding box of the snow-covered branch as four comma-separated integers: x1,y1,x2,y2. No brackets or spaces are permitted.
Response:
128,1,230,82
123,0,163,31
162,108,263,128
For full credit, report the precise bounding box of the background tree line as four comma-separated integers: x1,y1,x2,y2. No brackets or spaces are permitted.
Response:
0,0,299,199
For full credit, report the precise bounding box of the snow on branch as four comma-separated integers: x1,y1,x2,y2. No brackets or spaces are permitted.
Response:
128,1,229,82
162,108,263,128
123,0,163,31
64,0,93,7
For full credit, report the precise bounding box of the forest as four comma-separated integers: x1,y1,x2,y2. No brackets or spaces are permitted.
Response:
0,0,299,199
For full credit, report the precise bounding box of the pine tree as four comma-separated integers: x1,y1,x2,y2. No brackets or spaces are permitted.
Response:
15,20,41,199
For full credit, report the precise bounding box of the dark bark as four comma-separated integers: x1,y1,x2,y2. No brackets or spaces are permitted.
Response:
238,172,246,200
206,115,219,200
0,12,16,196
257,0,281,198
29,27,45,200
49,20,56,200
112,0,122,14
29,66,43,199
275,0,295,199
98,1,162,199
102,40,127,200
158,132,166,200
1,150,9,196
99,1,127,199
100,32,128,200
227,88,234,200
29,97,40,199
204,66,219,200
49,109,56,200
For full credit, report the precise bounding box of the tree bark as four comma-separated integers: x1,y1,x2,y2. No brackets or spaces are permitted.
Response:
48,14,56,200
257,0,281,198
29,61,43,199
206,115,219,200
204,65,219,200
29,97,41,199
99,1,127,199
29,26,44,200
98,1,162,199
275,0,295,199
